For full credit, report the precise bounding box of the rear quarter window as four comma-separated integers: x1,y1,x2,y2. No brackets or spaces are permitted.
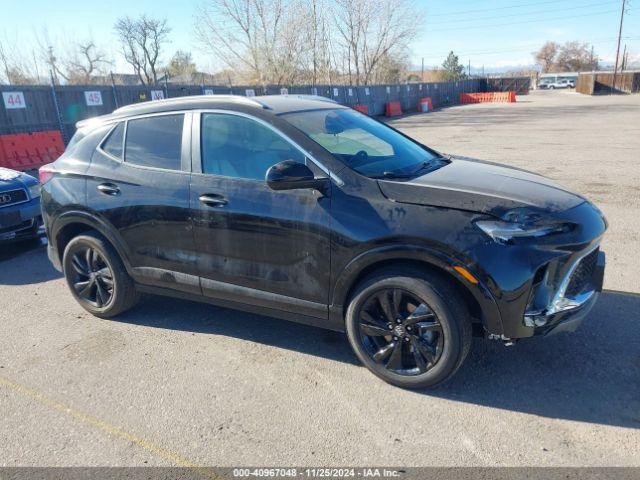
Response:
100,123,125,159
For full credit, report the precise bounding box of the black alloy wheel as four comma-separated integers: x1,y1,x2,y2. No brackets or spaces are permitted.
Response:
345,269,472,389
69,246,114,308
358,288,444,375
62,232,139,318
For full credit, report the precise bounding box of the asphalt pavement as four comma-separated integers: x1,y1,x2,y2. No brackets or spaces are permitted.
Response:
1,90,638,467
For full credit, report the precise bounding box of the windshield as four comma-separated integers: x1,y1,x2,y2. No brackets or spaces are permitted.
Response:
281,108,444,178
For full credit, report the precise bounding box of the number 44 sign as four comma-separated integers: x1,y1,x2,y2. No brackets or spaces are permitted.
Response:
2,92,26,109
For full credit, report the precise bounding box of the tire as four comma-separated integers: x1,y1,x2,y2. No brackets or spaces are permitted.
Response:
345,268,472,389
62,231,139,318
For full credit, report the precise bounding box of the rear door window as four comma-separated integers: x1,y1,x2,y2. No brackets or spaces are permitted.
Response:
125,114,184,170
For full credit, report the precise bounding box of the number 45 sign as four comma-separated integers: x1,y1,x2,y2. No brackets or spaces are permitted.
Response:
2,92,26,109
84,91,103,106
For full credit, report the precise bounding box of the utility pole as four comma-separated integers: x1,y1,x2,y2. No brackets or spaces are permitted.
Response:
468,59,471,78
421,57,424,82
624,48,629,71
612,0,627,93
589,45,595,70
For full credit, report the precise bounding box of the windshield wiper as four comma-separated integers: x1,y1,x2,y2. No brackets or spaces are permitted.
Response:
382,161,432,179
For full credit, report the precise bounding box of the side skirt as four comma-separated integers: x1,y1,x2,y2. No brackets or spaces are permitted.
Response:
135,283,345,333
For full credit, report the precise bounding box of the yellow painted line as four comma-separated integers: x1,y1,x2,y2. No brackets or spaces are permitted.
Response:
0,375,217,479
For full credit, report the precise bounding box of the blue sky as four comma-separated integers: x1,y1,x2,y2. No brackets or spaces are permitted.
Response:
419,0,639,70
2,0,639,73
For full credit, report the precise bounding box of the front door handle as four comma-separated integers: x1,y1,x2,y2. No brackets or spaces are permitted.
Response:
97,183,120,196
199,194,228,207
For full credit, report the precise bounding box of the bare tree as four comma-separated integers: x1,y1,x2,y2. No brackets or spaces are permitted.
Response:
36,29,69,83
46,46,68,82
168,50,197,76
36,31,110,85
299,0,335,85
556,41,597,72
0,39,13,83
0,35,39,84
66,41,109,84
332,0,420,85
195,0,418,86
114,16,171,85
194,0,306,86
373,51,410,84
534,41,597,73
534,41,560,73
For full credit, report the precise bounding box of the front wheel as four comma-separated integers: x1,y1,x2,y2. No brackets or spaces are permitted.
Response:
345,269,472,389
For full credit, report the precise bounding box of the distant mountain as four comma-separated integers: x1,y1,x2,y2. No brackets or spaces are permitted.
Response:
411,63,539,75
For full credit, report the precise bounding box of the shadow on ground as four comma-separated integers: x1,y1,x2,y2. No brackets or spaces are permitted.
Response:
115,288,640,430
3,246,639,429
433,290,640,429
0,239,62,285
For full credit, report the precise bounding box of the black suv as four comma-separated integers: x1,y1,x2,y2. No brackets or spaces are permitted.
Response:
41,95,606,388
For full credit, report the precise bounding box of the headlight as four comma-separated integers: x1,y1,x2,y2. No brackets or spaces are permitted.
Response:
28,184,41,199
475,209,572,243
475,220,563,242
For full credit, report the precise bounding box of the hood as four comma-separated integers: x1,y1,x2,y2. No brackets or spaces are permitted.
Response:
377,156,585,216
0,167,37,190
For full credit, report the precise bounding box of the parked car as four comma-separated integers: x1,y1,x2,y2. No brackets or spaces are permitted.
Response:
40,95,606,388
540,79,575,90
0,167,43,243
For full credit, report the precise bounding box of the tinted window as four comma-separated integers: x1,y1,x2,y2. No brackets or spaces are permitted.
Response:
282,108,441,179
101,123,124,159
201,113,305,180
125,115,184,170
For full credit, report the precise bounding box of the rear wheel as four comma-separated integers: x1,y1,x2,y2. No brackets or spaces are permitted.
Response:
345,269,471,389
62,232,139,318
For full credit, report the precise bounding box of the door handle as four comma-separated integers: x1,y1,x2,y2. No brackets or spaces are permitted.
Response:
199,194,228,207
97,183,120,196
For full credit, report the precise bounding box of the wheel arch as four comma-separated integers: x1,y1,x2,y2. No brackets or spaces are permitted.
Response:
330,245,503,336
51,211,133,275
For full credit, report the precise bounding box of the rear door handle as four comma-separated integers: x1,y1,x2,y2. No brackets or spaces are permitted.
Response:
199,194,228,207
97,183,120,196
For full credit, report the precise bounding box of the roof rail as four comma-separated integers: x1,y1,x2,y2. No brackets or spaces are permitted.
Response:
112,94,265,114
290,94,338,104
76,116,106,130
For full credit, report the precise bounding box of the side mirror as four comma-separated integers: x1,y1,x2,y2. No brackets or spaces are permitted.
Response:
266,160,328,192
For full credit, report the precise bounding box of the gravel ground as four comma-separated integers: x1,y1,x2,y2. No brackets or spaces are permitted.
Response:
0,90,638,468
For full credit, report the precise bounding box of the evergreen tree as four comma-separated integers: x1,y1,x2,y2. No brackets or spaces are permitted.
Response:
442,51,465,81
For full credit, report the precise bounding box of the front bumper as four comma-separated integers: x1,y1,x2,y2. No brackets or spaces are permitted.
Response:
541,291,599,336
0,198,42,242
522,249,605,337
